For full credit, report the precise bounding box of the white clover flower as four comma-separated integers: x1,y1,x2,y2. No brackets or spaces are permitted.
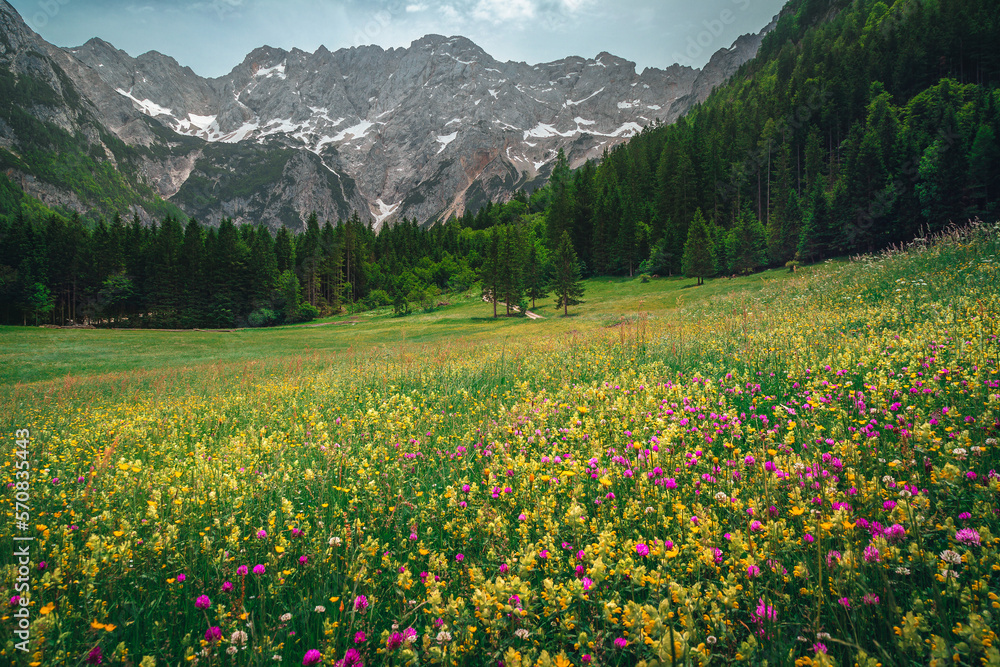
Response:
314,605,326,613
231,630,248,646
939,550,962,565
329,536,342,546
227,647,238,656
514,628,530,639
437,631,453,643
280,613,292,622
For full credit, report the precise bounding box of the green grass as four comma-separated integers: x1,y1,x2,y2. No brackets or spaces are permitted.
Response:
1,224,998,666
0,266,821,387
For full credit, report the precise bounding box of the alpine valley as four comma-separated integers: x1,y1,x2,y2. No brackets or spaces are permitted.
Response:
0,0,773,229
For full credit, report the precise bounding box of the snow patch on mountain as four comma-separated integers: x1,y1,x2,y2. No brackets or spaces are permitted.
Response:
436,131,458,154
524,123,573,140
372,199,401,228
221,122,260,143
564,87,605,107
256,62,287,79
332,120,374,143
116,88,173,117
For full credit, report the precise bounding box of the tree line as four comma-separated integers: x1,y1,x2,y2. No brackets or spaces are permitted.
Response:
0,200,586,327
538,0,999,281
2,0,998,326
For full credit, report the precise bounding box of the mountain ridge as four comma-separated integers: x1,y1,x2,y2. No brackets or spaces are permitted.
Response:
0,0,774,229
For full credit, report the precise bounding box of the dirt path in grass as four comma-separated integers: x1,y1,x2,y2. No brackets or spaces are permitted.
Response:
480,295,545,319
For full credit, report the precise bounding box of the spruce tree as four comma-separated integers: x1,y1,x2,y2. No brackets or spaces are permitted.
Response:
275,227,296,273
550,231,585,316
797,182,834,262
480,225,501,318
524,244,548,310
180,219,207,326
276,270,301,323
969,123,1000,213
498,223,524,316
727,206,768,275
681,209,715,286
546,149,574,250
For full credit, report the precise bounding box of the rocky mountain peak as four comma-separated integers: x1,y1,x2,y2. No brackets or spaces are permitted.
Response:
0,0,776,230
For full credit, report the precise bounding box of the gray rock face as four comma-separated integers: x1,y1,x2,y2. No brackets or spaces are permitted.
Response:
677,17,780,111
1,0,773,229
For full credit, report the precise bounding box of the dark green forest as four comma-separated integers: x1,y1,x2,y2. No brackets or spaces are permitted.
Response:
1,0,998,327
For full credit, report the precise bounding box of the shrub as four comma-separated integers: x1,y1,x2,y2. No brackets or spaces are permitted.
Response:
364,289,392,310
297,303,320,322
247,308,278,328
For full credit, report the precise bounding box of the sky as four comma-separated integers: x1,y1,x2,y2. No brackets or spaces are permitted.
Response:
8,0,788,78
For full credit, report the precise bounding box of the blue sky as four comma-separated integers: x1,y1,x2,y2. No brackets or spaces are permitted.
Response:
9,0,787,78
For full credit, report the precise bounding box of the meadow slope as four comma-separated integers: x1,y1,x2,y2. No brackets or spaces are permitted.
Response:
1,222,999,666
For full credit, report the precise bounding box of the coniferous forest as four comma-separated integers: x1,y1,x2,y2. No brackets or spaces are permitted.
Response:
1,0,998,328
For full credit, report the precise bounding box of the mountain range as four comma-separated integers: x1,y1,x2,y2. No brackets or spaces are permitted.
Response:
0,0,774,229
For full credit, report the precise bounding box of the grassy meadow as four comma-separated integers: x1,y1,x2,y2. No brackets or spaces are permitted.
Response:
1,223,999,667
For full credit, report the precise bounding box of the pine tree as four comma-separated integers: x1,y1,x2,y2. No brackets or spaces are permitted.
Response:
524,243,548,310
180,219,207,326
546,149,574,250
276,270,301,323
550,231,585,316
681,209,715,286
571,160,596,268
804,127,825,193
275,227,295,273
969,123,1000,213
249,226,278,307
299,213,322,306
591,172,621,275
319,222,343,314
727,206,768,275
797,182,833,262
498,223,524,316
150,215,184,324
480,225,501,318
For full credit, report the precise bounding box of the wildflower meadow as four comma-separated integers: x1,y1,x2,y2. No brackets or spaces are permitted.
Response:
3,222,1000,666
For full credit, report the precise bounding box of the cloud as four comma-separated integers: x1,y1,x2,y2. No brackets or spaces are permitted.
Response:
9,0,788,79
472,0,537,24
439,4,461,22
190,0,246,18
